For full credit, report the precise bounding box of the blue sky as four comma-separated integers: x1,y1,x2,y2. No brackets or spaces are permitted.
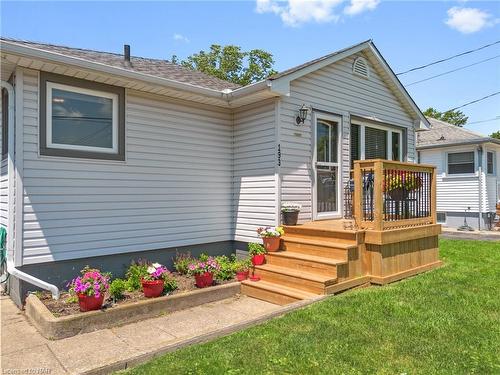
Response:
2,1,499,135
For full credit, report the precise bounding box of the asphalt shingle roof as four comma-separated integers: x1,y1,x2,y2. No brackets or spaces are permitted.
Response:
417,118,498,148
0,37,240,91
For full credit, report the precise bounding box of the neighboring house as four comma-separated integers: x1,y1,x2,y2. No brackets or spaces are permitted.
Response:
417,118,500,230
0,37,429,305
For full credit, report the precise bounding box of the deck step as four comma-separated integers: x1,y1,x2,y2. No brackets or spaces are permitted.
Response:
266,251,347,277
241,280,317,305
254,263,337,293
281,236,356,260
283,225,361,242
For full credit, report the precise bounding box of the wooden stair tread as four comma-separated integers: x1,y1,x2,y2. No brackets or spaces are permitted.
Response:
241,280,317,300
284,224,359,234
267,251,347,266
255,264,337,285
282,235,357,249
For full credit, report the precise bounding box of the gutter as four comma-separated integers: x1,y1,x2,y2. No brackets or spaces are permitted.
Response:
1,80,60,300
416,139,496,150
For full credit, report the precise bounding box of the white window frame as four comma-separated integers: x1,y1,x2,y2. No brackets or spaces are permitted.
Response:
46,82,119,154
353,120,403,162
486,151,496,175
446,150,476,176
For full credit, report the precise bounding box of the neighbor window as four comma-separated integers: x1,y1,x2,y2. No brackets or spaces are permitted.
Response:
1,88,8,159
40,72,125,160
436,212,446,224
487,152,494,174
447,151,475,174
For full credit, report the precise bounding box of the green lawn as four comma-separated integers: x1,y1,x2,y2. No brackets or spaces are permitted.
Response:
121,239,500,374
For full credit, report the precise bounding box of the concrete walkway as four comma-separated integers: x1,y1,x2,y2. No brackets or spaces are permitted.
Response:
1,294,281,374
441,228,500,241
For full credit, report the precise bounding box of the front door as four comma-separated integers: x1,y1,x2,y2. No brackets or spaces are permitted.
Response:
313,114,341,220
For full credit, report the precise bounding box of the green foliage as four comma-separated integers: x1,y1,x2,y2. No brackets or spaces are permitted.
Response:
424,107,468,127
173,252,195,275
125,261,148,291
181,45,277,86
66,295,78,304
214,255,237,281
109,278,127,301
248,242,266,256
125,239,500,375
163,273,178,293
199,253,209,262
233,258,252,273
490,131,500,139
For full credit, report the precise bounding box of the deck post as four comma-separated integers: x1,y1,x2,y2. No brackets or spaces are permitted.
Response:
373,160,384,231
430,166,437,224
353,161,362,229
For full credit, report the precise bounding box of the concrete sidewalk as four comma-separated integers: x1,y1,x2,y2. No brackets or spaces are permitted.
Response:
441,227,500,241
1,294,282,374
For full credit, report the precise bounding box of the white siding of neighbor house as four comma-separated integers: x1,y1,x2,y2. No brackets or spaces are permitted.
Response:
0,97,7,231
21,69,234,265
279,52,416,222
233,99,277,243
418,146,497,213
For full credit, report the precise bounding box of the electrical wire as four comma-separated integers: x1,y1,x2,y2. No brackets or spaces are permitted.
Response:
397,40,500,75
446,91,500,112
405,55,500,86
467,116,500,125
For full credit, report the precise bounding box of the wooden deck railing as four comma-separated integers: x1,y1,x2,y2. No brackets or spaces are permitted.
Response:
352,159,437,230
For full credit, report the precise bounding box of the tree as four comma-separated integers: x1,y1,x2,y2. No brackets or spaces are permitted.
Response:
180,45,277,86
490,131,500,139
423,107,468,127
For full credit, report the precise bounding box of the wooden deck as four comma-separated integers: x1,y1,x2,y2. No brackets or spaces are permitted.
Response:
241,219,442,305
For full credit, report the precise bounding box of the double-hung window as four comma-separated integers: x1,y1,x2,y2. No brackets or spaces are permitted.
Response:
40,73,125,160
447,151,475,174
487,151,495,175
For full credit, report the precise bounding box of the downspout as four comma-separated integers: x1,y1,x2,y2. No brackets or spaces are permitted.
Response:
1,80,59,299
477,145,483,231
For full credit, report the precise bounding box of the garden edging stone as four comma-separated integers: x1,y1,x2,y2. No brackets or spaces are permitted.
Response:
25,282,240,340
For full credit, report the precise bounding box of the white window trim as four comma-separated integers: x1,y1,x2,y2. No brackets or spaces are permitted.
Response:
352,120,403,162
445,150,477,176
46,82,119,154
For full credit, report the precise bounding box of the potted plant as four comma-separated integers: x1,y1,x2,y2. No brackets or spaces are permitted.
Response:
248,242,266,265
257,226,284,252
141,262,171,298
68,267,110,312
188,257,220,288
384,171,422,201
281,202,302,225
234,259,252,281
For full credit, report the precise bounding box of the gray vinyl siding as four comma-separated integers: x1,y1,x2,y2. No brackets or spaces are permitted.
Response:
21,69,234,264
233,100,277,243
279,52,416,222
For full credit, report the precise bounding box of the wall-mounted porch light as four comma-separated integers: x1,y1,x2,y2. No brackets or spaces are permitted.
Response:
296,104,309,125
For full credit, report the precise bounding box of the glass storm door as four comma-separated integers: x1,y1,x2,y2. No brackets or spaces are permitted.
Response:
314,116,341,219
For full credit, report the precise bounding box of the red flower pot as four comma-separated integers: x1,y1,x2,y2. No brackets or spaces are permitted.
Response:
195,272,213,288
251,254,265,266
263,237,280,252
141,279,165,298
236,270,249,281
77,293,104,312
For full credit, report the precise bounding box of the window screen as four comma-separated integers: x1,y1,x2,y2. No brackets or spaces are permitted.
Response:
487,152,494,174
350,124,360,168
365,127,387,159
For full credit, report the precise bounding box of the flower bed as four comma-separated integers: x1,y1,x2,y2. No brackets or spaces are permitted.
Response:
38,273,236,317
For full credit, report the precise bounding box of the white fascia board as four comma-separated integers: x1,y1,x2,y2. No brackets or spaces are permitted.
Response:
1,41,227,100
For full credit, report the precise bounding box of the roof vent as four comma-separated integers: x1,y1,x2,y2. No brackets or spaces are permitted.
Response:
124,44,131,63
437,135,446,141
353,57,370,79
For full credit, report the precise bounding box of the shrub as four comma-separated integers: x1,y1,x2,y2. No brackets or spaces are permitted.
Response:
125,261,148,291
173,252,195,275
234,258,252,273
109,278,126,301
163,272,178,293
215,255,237,280
248,242,266,256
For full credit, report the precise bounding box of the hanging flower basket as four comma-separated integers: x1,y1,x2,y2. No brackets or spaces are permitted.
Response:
141,279,165,298
194,272,214,288
388,188,407,201
77,293,104,312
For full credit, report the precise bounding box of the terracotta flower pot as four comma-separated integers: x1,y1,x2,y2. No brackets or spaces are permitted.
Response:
236,270,249,281
263,237,280,252
251,254,265,266
141,279,165,298
195,272,214,288
77,293,104,312
282,210,299,225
